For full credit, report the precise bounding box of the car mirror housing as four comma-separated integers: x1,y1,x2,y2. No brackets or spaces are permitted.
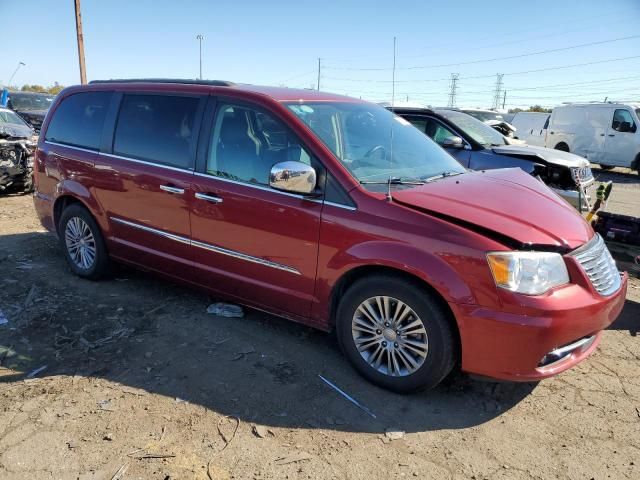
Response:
441,136,464,149
269,161,317,195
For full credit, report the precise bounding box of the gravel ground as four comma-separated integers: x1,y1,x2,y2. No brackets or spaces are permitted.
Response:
0,172,638,480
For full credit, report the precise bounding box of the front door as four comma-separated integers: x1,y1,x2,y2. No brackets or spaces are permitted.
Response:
603,108,638,167
190,100,322,318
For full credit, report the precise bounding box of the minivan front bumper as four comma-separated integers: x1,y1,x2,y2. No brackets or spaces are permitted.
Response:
449,271,627,382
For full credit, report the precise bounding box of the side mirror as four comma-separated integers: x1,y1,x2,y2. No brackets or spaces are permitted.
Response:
441,135,464,149
270,161,317,195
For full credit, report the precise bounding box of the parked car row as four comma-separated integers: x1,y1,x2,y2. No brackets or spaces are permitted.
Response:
32,79,627,393
506,103,640,173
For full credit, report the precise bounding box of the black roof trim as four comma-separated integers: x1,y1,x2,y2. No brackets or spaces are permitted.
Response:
89,78,235,87
387,106,434,114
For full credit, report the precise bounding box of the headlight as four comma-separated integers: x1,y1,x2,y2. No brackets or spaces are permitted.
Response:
487,251,569,295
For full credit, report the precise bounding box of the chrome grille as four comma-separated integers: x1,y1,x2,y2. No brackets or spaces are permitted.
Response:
570,166,593,184
570,234,621,296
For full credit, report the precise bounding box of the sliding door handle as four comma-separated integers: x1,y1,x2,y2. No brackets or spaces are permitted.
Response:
195,192,223,204
160,185,185,195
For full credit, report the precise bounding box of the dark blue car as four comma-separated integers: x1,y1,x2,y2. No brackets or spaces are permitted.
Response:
391,107,594,210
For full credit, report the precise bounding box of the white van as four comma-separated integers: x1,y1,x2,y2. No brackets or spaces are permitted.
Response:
511,112,550,147
546,102,640,173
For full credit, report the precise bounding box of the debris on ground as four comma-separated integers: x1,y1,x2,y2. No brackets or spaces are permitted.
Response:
252,425,269,438
318,375,377,418
206,302,244,318
384,428,405,440
25,364,47,378
274,451,313,465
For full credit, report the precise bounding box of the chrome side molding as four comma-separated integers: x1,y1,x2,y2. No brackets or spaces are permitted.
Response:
110,216,300,275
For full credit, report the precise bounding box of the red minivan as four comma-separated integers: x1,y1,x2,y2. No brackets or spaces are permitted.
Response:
33,80,627,392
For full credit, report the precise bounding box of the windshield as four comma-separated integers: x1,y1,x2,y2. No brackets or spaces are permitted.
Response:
287,102,465,188
0,109,29,126
9,93,54,111
437,110,507,147
464,110,505,122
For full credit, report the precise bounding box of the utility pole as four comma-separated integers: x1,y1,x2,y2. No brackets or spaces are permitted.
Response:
196,34,204,80
447,73,459,108
74,0,87,84
391,36,397,107
317,58,321,90
492,73,504,110
502,90,507,110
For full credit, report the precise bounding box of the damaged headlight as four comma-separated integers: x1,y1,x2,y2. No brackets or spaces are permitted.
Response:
487,251,569,295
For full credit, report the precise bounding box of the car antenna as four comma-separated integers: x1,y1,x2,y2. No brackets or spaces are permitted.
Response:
387,35,397,203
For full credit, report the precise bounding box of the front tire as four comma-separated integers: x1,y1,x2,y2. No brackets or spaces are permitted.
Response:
336,275,457,393
59,204,110,280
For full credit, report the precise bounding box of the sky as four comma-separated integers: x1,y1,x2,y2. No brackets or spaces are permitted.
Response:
2,0,640,109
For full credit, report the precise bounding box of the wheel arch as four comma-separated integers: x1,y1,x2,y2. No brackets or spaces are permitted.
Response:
52,180,106,234
554,142,570,152
328,264,462,366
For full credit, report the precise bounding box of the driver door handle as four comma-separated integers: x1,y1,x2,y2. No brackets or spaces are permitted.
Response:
195,192,223,204
160,185,185,195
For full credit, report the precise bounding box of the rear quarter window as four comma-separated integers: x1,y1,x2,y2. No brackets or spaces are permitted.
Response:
45,91,112,150
113,94,200,169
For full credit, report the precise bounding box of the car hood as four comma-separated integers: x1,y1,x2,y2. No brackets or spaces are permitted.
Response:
392,168,592,250
492,144,589,168
0,122,33,139
16,109,48,118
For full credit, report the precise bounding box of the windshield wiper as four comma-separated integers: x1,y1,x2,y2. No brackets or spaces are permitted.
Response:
359,176,425,185
424,171,463,183
360,177,426,202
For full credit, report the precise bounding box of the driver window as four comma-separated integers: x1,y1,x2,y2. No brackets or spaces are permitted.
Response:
612,109,635,132
207,104,311,185
425,118,456,145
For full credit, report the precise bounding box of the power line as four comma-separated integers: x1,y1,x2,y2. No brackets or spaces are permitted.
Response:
320,54,640,83
324,35,640,71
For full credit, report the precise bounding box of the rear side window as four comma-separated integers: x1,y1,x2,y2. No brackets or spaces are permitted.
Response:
45,91,112,150
113,94,200,169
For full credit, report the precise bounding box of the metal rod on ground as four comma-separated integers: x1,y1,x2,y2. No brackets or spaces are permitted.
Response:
318,375,377,418
74,0,87,84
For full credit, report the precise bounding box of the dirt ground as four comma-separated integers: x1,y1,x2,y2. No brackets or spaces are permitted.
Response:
0,168,638,480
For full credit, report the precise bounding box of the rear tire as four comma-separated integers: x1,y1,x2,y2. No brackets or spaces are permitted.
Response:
554,143,569,152
58,204,110,280
336,274,456,393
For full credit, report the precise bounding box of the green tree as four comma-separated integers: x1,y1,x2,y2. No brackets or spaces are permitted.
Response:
19,83,65,95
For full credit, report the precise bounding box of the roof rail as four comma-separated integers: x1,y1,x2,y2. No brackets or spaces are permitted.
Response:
88,78,235,87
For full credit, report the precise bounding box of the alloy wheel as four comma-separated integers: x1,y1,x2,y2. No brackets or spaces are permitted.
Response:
351,296,429,377
64,216,97,270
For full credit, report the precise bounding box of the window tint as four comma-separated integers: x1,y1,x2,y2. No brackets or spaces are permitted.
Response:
426,118,457,145
405,117,427,132
114,94,199,168
207,104,312,186
612,109,635,132
45,91,112,150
